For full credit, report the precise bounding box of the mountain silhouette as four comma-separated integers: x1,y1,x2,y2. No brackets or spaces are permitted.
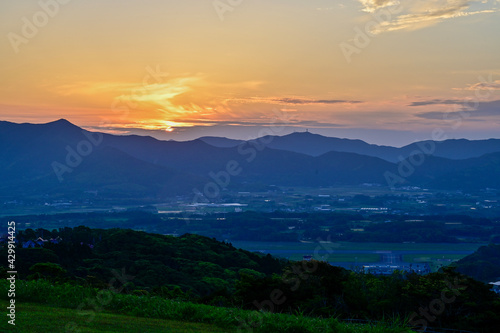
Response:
1,119,500,200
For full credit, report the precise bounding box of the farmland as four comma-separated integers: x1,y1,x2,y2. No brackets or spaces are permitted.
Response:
231,241,484,272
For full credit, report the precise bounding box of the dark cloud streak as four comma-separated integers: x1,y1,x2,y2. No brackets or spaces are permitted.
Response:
409,99,464,106
274,98,362,105
415,100,500,119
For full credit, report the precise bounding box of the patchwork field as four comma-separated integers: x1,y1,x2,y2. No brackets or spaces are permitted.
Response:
231,241,483,272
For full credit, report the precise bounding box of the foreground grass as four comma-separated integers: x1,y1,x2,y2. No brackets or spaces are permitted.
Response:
0,280,411,333
0,301,229,332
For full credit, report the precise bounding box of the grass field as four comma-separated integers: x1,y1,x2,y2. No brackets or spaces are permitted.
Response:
0,281,410,333
0,301,229,333
0,300,410,333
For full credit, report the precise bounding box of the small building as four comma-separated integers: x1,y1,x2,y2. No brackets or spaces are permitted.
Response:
50,236,62,244
22,240,37,248
35,237,48,246
488,281,500,295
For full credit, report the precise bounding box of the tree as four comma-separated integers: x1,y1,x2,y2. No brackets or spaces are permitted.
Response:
28,262,68,282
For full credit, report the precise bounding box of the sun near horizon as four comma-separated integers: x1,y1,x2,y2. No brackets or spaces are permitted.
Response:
1,0,500,145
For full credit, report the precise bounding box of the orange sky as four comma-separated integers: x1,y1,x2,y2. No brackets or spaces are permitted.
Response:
1,0,500,145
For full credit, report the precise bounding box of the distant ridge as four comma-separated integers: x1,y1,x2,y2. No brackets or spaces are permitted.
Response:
2,119,500,200
248,131,399,161
199,136,243,148
202,130,500,162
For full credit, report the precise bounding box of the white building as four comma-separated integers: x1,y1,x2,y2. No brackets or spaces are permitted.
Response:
488,281,500,295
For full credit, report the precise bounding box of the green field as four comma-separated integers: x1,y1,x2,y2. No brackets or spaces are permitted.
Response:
231,241,483,253
0,301,410,333
403,254,466,262
0,281,410,333
0,301,228,333
403,254,466,272
230,241,482,267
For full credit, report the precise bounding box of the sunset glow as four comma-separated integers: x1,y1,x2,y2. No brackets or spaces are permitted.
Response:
1,0,500,144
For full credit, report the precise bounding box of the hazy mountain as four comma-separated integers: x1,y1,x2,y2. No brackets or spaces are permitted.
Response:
401,139,500,161
199,136,243,148
200,131,500,163
249,132,400,161
104,131,396,186
0,119,207,198
1,119,500,200
422,152,500,190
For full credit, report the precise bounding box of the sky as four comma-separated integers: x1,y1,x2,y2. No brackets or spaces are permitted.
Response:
1,0,500,146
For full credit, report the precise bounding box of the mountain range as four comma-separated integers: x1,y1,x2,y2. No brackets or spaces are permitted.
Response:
1,119,500,200
200,133,500,162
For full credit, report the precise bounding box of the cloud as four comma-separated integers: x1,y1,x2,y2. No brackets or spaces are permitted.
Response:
359,0,399,13
88,119,346,136
452,75,500,91
463,80,500,91
409,99,464,106
48,76,205,118
272,98,363,105
221,96,364,107
415,99,500,119
359,0,499,34
49,77,357,131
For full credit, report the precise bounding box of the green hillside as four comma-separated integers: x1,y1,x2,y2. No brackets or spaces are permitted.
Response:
2,227,500,332
454,243,500,282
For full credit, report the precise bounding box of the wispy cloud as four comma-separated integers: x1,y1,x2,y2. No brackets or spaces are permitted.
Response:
91,119,345,131
462,80,500,91
224,96,363,105
49,75,262,128
415,99,500,119
409,99,464,106
358,0,499,34
359,0,399,13
272,98,363,105
117,77,206,119
51,77,358,131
